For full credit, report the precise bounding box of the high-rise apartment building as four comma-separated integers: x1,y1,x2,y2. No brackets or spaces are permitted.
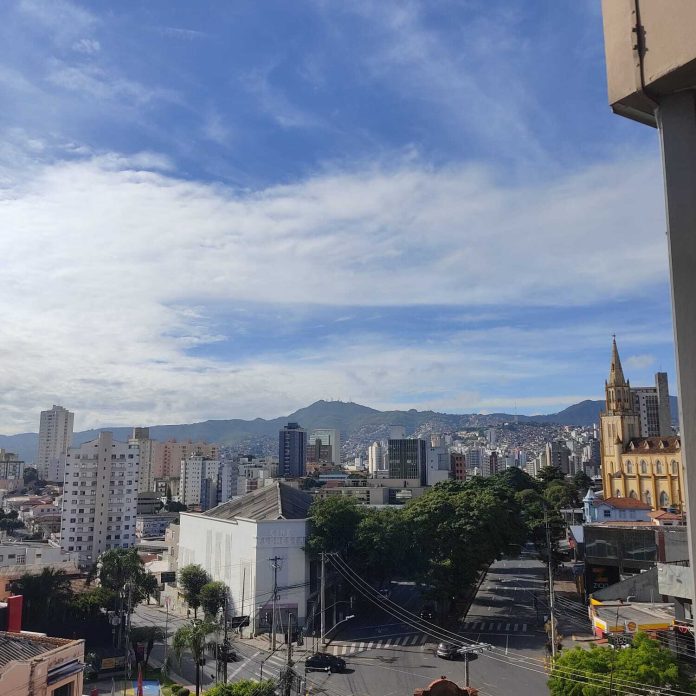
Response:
131,427,157,492
545,440,572,474
151,440,219,479
450,452,466,481
308,428,341,466
36,405,74,482
367,441,384,475
388,438,427,483
632,372,672,437
60,431,139,564
180,455,236,510
279,423,307,478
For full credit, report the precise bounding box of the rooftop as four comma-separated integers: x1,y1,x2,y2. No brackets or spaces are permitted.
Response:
0,631,75,669
626,436,681,454
202,481,313,521
593,496,652,510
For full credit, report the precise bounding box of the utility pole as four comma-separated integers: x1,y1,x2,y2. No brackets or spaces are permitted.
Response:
464,650,469,687
282,613,294,696
545,509,557,659
270,556,282,652
320,552,326,645
163,597,170,677
223,593,229,683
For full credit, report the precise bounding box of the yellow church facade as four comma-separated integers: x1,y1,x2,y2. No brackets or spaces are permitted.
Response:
600,339,685,512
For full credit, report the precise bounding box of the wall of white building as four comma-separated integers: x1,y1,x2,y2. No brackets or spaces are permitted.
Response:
178,512,310,632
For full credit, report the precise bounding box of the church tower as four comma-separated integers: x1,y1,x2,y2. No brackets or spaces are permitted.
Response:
600,337,641,498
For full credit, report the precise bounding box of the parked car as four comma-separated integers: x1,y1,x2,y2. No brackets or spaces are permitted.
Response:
436,642,459,659
420,606,435,621
305,652,347,673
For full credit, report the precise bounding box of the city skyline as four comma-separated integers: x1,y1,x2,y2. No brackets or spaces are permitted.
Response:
0,1,677,433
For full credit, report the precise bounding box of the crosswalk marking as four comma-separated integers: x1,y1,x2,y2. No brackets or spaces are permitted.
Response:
461,621,529,634
328,633,429,656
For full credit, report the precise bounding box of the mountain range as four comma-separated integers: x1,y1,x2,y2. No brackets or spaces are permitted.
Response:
0,396,678,466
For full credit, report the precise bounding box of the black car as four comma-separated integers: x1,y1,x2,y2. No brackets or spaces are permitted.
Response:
420,607,435,621
305,652,346,673
436,642,459,659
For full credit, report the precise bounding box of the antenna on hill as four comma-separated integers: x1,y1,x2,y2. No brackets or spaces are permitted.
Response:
515,401,519,424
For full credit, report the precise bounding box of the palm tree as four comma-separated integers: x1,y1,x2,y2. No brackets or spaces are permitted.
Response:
172,620,215,696
10,568,73,623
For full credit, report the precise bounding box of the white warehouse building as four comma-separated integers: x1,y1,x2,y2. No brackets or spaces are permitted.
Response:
178,482,313,635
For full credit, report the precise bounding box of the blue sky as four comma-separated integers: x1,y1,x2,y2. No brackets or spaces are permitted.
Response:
0,0,677,432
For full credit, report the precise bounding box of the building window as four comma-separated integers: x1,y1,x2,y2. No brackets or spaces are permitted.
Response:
640,461,648,474
629,490,637,499
671,460,679,475
625,461,633,474
603,509,611,518
660,491,670,507
615,489,621,497
655,460,663,474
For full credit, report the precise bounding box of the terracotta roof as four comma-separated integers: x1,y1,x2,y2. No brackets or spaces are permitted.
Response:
648,510,683,520
626,436,680,453
201,481,313,521
593,496,652,510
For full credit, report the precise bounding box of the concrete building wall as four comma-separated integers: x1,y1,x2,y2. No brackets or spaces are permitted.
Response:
60,432,139,565
36,405,74,483
178,513,310,632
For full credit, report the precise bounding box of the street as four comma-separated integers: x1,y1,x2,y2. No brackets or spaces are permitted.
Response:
133,548,553,695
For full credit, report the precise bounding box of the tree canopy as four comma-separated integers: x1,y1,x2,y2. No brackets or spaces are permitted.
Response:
205,679,276,696
200,580,227,619
548,633,695,695
179,564,211,618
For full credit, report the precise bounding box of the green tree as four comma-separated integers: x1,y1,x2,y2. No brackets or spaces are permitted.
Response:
97,547,157,605
305,496,363,556
23,467,38,486
537,466,567,487
179,564,211,618
130,625,165,668
164,501,188,513
493,467,540,493
172,620,215,696
0,518,25,531
573,470,593,497
200,581,227,619
548,633,696,695
205,679,276,696
71,586,118,617
352,507,411,584
10,568,73,622
544,480,579,509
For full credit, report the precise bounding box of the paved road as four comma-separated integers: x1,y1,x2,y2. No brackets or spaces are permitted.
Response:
132,549,553,695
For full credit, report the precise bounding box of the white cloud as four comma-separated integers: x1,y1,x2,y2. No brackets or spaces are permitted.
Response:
625,354,657,371
0,147,670,432
72,38,100,55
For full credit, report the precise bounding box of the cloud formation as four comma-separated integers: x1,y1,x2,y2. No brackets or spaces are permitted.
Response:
0,146,671,432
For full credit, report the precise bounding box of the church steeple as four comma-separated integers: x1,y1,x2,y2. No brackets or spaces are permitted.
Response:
605,336,632,415
608,335,627,386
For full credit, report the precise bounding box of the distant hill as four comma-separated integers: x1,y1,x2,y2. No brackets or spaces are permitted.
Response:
1,396,679,465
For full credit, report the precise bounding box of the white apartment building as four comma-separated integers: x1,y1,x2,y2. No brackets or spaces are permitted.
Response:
179,455,235,510
36,405,74,482
131,427,156,492
367,441,384,475
60,431,139,565
237,456,278,495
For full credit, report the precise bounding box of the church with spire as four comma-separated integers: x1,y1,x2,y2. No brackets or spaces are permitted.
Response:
600,338,684,511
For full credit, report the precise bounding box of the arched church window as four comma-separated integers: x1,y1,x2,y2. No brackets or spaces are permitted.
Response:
640,461,648,474
644,491,652,505
629,490,637,499
659,491,669,507
671,460,679,475
615,489,621,497
625,461,633,473
655,460,663,474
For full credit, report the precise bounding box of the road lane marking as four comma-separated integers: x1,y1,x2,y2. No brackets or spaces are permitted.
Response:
228,650,260,680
